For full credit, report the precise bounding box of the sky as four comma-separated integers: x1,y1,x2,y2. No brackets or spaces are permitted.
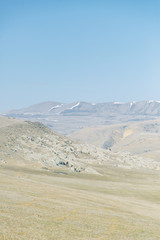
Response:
0,0,160,112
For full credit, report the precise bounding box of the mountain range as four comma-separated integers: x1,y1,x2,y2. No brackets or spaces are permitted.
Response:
2,100,160,134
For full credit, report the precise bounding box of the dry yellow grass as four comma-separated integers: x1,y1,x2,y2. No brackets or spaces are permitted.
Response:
0,116,160,239
0,165,160,240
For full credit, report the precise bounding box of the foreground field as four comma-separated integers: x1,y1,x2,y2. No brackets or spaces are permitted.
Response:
0,165,160,240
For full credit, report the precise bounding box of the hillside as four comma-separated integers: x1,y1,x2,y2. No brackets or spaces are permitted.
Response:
1,164,160,240
1,116,160,173
0,116,99,173
69,119,160,161
1,116,160,240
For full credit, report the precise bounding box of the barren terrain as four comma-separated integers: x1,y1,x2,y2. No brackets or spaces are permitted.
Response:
0,116,160,239
69,119,160,161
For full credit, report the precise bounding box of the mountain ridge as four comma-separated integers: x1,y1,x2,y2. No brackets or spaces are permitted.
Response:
3,100,160,116
2,100,160,134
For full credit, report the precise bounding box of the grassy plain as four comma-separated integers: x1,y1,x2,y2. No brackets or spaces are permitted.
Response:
0,165,160,240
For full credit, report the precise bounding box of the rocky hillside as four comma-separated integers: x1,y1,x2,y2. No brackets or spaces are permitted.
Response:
0,116,160,173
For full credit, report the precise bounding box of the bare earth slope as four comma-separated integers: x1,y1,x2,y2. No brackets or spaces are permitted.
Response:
69,119,160,161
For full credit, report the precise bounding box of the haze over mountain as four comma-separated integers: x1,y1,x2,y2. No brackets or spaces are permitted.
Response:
2,100,160,134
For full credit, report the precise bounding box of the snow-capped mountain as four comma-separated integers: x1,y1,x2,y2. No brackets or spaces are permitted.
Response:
2,100,160,134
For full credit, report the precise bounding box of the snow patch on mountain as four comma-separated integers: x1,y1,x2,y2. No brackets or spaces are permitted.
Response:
69,102,80,110
130,101,136,108
48,104,63,112
147,100,160,104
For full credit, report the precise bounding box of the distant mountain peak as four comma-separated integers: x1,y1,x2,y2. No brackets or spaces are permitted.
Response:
3,100,160,134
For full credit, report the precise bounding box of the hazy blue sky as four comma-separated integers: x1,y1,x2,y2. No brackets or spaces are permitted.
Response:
0,0,160,112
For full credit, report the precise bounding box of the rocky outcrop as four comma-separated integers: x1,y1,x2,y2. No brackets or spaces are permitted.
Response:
0,116,160,174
